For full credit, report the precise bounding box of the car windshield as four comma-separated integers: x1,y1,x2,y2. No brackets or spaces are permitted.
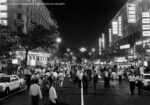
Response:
0,77,10,83
144,75,150,79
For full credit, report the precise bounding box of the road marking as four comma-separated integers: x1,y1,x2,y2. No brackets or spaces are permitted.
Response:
81,81,84,105
0,87,27,101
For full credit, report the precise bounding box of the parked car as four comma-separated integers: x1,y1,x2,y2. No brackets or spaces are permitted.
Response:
142,73,150,87
0,74,25,95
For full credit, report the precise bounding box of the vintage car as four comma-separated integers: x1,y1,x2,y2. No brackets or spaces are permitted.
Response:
0,74,24,95
142,73,150,87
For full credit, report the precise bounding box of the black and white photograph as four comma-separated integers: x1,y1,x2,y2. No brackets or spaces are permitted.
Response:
0,0,150,105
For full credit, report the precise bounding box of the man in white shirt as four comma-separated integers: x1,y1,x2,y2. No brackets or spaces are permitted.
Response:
49,83,57,105
29,79,42,105
128,73,136,95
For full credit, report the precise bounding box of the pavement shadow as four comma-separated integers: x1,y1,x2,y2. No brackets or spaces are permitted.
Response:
57,102,70,105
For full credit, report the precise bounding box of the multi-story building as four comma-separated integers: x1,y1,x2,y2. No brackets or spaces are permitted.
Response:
102,0,150,63
0,0,58,66
16,49,51,66
0,0,56,33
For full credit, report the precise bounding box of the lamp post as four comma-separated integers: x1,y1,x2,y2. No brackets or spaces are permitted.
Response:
56,37,62,44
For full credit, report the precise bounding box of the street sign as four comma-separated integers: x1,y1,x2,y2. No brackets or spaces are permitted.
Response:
142,19,150,24
127,4,136,23
30,60,36,66
12,59,18,64
143,31,150,36
142,25,150,30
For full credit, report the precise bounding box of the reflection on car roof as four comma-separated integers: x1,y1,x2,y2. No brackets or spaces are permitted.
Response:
0,73,9,77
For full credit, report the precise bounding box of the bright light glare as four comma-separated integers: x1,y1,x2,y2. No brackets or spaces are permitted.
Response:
80,47,87,52
56,37,62,43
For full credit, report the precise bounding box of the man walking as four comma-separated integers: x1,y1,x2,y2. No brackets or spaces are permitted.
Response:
29,79,42,105
42,76,50,105
128,73,136,95
104,70,110,88
135,74,143,95
82,71,89,94
93,71,98,93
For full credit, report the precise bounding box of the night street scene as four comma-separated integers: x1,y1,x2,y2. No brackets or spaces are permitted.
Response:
1,0,150,105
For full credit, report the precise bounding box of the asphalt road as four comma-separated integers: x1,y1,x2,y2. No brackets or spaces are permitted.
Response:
0,79,150,105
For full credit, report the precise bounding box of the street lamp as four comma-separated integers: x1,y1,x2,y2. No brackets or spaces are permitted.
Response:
67,48,70,52
70,52,73,56
89,52,92,56
79,47,87,53
91,48,96,52
56,37,62,44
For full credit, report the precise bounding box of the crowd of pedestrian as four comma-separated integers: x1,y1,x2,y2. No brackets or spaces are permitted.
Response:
20,63,148,105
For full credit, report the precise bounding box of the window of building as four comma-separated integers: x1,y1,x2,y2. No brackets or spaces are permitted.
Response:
17,13,22,19
37,56,39,61
33,56,35,60
17,5,22,9
17,26,22,32
29,56,32,60
0,5,7,11
0,20,7,25
0,0,7,3
0,12,7,18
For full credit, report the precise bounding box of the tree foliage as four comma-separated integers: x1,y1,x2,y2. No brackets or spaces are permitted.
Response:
13,24,58,51
11,24,59,66
0,25,17,59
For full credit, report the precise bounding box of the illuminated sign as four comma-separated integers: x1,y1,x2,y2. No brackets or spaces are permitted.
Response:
115,57,127,63
0,13,7,18
118,16,122,36
0,0,7,26
0,20,7,25
109,29,112,46
142,25,150,30
142,12,150,36
127,4,136,23
0,0,7,3
102,33,105,48
120,44,130,49
12,59,18,64
142,12,150,17
135,41,142,45
112,21,118,34
0,5,7,11
99,38,102,55
142,19,150,24
30,60,36,66
143,31,150,36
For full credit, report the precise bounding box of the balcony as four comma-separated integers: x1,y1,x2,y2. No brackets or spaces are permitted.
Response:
15,19,24,26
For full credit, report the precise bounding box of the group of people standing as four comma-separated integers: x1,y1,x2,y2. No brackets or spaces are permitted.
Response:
128,73,143,95
29,75,58,105
24,63,146,105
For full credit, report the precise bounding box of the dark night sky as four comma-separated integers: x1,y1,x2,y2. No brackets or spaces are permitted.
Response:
42,0,127,53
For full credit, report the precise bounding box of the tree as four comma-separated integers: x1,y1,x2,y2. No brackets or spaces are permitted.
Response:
0,25,17,61
12,24,59,66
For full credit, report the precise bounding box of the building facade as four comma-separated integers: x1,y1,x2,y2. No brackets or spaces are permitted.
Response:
16,50,51,66
0,0,56,33
0,0,57,66
101,0,150,63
